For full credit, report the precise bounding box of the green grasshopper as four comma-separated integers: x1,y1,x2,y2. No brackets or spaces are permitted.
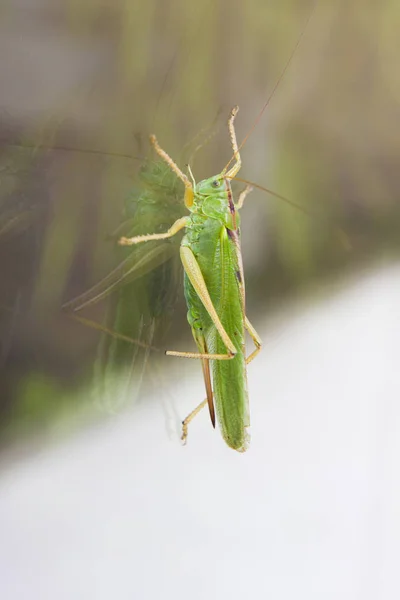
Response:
117,5,318,451
119,107,261,452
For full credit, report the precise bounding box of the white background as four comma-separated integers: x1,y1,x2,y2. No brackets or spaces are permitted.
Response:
1,262,399,600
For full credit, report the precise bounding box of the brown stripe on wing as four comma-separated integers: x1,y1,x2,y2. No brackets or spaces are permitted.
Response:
226,227,246,314
224,178,237,229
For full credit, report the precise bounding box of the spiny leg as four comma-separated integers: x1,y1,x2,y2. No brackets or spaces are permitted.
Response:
167,349,236,360
245,316,262,364
225,106,242,179
181,399,208,445
180,328,215,444
150,135,194,208
236,185,253,210
119,216,188,246
150,135,190,186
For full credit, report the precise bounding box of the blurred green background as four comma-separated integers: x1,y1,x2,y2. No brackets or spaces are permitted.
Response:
0,0,399,445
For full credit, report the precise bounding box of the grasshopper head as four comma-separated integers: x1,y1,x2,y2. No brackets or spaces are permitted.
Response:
195,174,226,197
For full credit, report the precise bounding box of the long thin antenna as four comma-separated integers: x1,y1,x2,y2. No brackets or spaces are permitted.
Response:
231,175,351,249
223,3,317,173
231,176,312,217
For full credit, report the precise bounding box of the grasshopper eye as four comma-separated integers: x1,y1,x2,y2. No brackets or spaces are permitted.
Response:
212,179,220,188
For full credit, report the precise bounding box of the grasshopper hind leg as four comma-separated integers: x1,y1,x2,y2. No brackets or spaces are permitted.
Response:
180,330,216,445
181,398,208,445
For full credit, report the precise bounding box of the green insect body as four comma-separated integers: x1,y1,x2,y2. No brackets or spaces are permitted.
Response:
183,176,249,451
119,107,261,452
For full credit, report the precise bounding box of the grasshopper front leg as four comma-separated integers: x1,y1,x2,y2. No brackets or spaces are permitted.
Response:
119,216,189,246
